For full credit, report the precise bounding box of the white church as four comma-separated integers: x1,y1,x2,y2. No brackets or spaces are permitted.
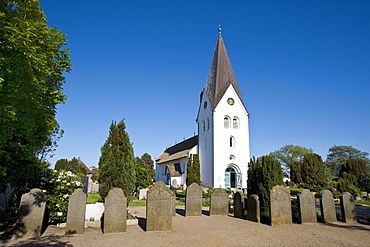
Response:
156,31,250,189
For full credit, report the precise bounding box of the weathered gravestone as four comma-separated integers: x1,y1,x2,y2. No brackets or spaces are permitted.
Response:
246,194,260,223
104,188,127,233
172,179,178,188
320,189,337,223
340,192,357,223
139,188,149,200
13,188,47,238
146,181,173,231
270,185,292,225
185,183,202,217
66,188,86,234
298,189,316,224
210,188,228,216
233,191,244,218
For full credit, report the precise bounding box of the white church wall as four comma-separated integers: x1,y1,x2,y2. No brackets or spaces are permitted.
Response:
213,85,250,188
197,92,214,187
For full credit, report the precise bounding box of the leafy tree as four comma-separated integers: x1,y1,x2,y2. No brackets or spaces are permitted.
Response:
301,153,325,190
140,153,155,181
0,0,71,197
358,172,370,192
326,145,369,177
186,154,200,185
134,158,150,189
247,155,284,213
55,157,88,176
55,159,69,171
98,119,136,201
269,145,314,173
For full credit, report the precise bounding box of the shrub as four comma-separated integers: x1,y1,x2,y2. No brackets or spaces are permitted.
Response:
41,170,83,224
87,194,103,204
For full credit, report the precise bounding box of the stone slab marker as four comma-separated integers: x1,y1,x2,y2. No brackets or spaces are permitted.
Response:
14,188,47,238
233,191,244,218
340,192,357,223
185,183,202,216
320,189,337,223
246,194,260,223
66,188,86,234
104,188,127,233
270,185,292,225
146,181,173,231
298,189,316,224
210,188,228,216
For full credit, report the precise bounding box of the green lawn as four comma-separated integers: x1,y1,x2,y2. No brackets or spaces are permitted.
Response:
128,200,185,206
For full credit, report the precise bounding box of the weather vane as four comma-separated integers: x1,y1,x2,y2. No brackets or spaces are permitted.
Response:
218,24,222,34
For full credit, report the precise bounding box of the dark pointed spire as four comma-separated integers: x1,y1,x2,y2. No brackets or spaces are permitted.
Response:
204,31,244,109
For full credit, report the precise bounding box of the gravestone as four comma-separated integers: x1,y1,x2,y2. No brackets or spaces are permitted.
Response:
233,191,244,218
270,185,292,225
185,183,202,216
320,189,337,223
246,194,260,223
146,181,173,231
13,188,47,238
104,188,127,233
139,188,149,200
66,188,87,234
172,179,178,188
340,192,357,223
298,189,316,223
210,188,228,216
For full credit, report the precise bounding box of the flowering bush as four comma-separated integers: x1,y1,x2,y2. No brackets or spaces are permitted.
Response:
41,169,84,224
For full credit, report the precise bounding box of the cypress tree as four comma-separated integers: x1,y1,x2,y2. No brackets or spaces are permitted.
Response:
98,119,136,201
186,154,200,185
301,153,325,190
247,155,284,213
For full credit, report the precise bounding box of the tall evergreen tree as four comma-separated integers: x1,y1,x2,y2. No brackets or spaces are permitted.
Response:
98,120,136,201
301,153,325,190
247,155,284,213
140,153,155,180
186,154,200,185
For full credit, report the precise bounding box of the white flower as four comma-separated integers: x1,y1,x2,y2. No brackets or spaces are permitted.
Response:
66,182,70,185
59,172,63,176
75,182,81,186
57,212,63,216
53,169,57,173
63,194,69,198
56,204,60,207
62,180,66,183
56,179,60,182
42,190,46,193
67,171,72,176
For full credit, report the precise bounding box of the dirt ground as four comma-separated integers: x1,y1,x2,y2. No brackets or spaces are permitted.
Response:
2,206,370,247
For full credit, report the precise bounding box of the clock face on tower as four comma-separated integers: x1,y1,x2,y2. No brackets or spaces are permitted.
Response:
227,98,235,105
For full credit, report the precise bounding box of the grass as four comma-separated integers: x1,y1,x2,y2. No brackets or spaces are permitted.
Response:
355,200,370,206
86,193,103,204
128,199,185,206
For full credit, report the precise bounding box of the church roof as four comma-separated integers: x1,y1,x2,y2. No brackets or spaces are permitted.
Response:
156,136,198,164
204,33,244,109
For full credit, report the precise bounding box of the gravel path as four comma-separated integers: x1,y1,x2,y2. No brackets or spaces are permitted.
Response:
3,206,370,247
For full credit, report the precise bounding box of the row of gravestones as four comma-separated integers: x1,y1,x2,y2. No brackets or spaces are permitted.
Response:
12,182,357,238
233,185,357,225
12,181,231,237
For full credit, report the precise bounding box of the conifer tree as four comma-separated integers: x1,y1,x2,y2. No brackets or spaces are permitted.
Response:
247,155,284,213
186,154,200,185
98,120,136,201
301,153,325,190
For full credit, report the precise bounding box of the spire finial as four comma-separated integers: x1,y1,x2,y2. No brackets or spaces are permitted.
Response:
218,24,222,34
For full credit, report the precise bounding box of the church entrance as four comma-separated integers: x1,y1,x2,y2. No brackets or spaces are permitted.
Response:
225,165,242,188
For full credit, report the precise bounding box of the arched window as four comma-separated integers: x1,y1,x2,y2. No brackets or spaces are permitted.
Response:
202,120,205,131
230,136,235,148
204,138,207,150
207,118,210,130
224,116,230,128
233,117,239,129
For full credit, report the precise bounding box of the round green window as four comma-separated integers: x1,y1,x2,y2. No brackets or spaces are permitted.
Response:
227,98,235,105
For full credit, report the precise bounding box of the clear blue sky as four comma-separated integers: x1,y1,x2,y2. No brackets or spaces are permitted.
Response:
40,0,370,168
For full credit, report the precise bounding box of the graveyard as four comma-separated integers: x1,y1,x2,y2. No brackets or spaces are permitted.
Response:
1,183,370,246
